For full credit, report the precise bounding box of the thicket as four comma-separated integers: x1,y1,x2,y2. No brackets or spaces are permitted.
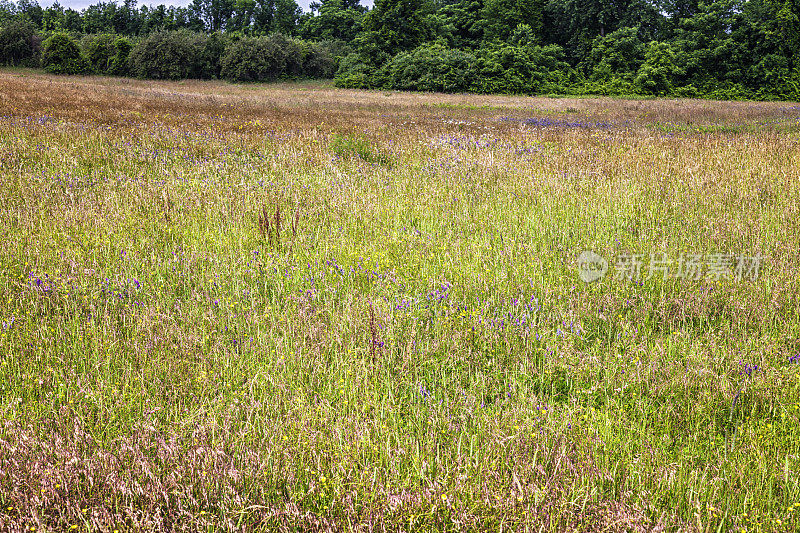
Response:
219,33,335,81
0,18,40,66
41,32,88,74
0,0,798,100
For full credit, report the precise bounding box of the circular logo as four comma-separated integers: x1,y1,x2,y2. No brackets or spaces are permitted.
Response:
577,250,608,283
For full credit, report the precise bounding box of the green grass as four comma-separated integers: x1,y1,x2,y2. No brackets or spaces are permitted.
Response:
1,73,800,532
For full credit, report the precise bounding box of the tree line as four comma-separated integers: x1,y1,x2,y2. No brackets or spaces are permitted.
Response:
0,0,798,99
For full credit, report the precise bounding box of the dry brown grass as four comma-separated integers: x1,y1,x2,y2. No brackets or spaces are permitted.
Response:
1,70,795,134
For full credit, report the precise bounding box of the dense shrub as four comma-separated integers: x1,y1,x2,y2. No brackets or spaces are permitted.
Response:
587,26,646,82
333,52,373,88
197,32,226,79
127,30,208,80
633,41,684,96
108,36,132,76
0,19,41,66
381,43,475,92
42,32,88,74
472,43,570,95
337,42,571,95
82,33,116,73
303,41,337,78
313,39,352,71
220,36,286,82
220,34,321,82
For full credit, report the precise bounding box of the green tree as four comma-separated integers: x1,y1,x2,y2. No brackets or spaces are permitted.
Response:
587,25,646,81
83,33,117,73
634,40,683,95
127,30,207,79
357,0,435,61
543,0,661,64
300,0,365,42
16,0,43,28
41,1,65,32
473,41,570,93
0,18,40,66
481,0,545,43
42,32,89,74
108,36,132,75
190,0,235,31
382,42,476,92
670,0,746,88
0,1,16,26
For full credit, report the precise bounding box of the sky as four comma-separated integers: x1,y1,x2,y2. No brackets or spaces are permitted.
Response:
38,0,373,12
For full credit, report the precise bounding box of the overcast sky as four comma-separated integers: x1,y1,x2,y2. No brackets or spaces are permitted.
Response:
39,0,373,12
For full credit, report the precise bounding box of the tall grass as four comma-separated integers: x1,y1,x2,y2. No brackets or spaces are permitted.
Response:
0,71,799,531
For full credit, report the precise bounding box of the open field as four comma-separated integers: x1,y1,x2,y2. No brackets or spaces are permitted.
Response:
1,70,799,532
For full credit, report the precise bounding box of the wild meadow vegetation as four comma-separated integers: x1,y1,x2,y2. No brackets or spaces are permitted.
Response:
1,70,800,531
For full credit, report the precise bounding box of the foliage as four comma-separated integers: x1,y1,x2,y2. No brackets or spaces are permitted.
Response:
0,18,40,66
299,0,365,42
634,40,684,96
82,33,116,73
333,51,373,88
357,0,435,61
586,26,646,82
219,33,326,81
381,42,476,92
329,132,390,163
41,32,88,74
471,42,570,94
127,30,209,80
108,36,132,76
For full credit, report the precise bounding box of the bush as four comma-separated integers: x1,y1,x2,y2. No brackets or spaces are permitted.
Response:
314,39,352,71
128,31,208,80
634,41,684,96
747,54,794,98
382,43,476,93
303,41,337,78
333,52,373,88
220,34,311,82
82,33,116,73
42,32,88,75
0,19,41,67
587,27,646,82
472,43,570,95
108,37,132,76
197,32,226,79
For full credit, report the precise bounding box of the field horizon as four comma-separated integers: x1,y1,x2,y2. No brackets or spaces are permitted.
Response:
1,70,799,532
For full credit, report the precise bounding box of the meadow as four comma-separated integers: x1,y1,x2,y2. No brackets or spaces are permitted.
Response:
0,70,799,532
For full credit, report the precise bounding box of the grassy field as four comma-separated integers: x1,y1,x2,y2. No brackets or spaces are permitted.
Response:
0,70,799,532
